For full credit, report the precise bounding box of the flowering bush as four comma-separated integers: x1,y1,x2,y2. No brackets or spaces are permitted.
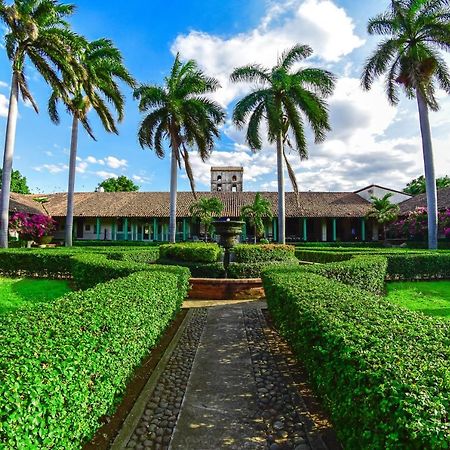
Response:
9,212,56,241
391,207,450,239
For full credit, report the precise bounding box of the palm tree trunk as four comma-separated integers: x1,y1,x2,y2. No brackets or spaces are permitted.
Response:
0,72,19,248
65,115,79,247
169,134,178,243
276,133,286,244
416,88,438,250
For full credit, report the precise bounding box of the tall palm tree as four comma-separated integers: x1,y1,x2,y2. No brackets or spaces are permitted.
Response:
48,38,135,246
367,193,400,241
189,196,224,241
362,0,450,249
241,193,273,243
0,0,82,248
231,45,335,244
134,53,225,243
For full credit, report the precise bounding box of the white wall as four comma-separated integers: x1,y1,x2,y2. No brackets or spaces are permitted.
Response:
356,185,411,204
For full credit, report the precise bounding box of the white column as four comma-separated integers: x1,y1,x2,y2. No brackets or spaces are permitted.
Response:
372,223,379,241
321,220,327,242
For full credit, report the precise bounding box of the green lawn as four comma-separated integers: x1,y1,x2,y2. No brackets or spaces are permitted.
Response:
0,277,71,314
386,281,450,320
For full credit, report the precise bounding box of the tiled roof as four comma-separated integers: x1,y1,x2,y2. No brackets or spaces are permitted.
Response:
24,191,372,218
5,192,46,215
399,187,450,214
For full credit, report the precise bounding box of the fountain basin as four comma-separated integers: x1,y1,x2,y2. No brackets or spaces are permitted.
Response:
188,277,265,300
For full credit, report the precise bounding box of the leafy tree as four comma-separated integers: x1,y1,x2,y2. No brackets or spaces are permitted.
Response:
0,0,83,248
0,168,30,194
367,193,400,241
231,44,335,244
241,193,273,244
403,175,450,195
49,38,135,246
361,0,450,249
189,197,223,242
134,53,225,243
97,175,139,192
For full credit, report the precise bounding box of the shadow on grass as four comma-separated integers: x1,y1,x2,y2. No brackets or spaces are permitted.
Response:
420,308,450,319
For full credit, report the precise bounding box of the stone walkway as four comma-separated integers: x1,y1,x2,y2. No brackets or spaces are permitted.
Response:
113,303,336,450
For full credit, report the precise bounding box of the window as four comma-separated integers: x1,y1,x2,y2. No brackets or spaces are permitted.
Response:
232,175,237,182
217,175,222,181
232,184,237,192
85,224,91,231
117,219,124,233
217,184,222,191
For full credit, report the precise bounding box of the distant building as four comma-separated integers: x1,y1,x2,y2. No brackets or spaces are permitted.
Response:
354,184,412,204
211,166,243,192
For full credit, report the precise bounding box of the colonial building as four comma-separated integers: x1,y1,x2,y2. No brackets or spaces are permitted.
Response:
211,166,243,192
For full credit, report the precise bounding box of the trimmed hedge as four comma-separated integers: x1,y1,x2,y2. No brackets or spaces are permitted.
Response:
263,268,450,449
296,249,450,280
233,244,296,263
228,259,299,279
107,247,160,264
159,243,222,263
0,270,186,449
157,258,226,278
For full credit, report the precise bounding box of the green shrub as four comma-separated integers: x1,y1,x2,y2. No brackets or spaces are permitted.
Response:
157,258,226,278
263,269,450,449
159,243,222,263
73,240,160,247
228,259,299,278
295,249,354,263
0,271,185,449
107,247,160,264
233,244,296,263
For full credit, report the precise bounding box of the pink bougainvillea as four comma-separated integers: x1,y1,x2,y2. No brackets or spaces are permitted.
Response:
9,212,56,241
391,207,450,239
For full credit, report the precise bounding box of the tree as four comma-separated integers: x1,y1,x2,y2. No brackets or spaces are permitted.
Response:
97,175,139,192
0,0,83,248
240,193,273,243
366,193,400,241
189,197,223,241
231,45,335,244
0,168,30,194
403,175,450,195
362,0,450,249
49,38,135,246
134,53,225,243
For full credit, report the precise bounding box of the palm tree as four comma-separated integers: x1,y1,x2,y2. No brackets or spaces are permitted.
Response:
134,53,225,243
362,0,450,249
367,193,400,241
48,38,135,246
231,45,335,244
0,0,83,248
189,196,224,241
241,193,273,243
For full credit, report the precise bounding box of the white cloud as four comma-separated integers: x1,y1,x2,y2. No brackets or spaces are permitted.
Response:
172,0,364,106
76,161,88,173
104,156,127,169
0,81,8,89
86,156,105,165
0,94,8,117
95,171,117,179
132,174,151,184
34,163,68,174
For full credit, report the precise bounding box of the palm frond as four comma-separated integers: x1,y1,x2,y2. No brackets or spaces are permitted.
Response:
279,44,313,70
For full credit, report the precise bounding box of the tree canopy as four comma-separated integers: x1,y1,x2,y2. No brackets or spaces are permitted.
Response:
97,176,139,192
189,197,223,240
241,193,273,243
0,168,30,194
403,175,450,195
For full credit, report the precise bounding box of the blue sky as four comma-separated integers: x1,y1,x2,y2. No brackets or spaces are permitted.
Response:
1,0,449,194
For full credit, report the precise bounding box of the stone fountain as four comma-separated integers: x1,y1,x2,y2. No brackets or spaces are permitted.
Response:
212,219,245,277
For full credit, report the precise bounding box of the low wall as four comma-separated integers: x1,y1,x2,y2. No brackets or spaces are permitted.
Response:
189,277,265,300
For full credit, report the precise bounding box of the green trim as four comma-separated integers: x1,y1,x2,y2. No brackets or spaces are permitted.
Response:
96,218,101,240
242,222,247,241
361,218,366,242
273,218,278,243
303,218,307,242
182,218,187,241
112,223,116,241
332,218,337,242
124,218,128,241
153,218,158,241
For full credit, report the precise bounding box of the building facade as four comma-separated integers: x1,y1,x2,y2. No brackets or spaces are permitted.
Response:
210,167,243,192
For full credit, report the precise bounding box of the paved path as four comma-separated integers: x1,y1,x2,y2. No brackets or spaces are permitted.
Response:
114,303,337,450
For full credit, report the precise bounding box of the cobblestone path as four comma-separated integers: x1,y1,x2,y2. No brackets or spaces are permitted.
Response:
113,303,336,450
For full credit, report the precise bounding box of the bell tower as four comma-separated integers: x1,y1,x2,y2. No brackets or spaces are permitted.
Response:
210,167,243,192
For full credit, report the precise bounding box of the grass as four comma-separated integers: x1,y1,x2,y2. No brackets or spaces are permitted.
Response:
0,277,71,314
386,281,450,320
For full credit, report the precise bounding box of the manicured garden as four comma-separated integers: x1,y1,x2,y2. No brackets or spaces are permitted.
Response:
0,277,71,314
386,280,450,320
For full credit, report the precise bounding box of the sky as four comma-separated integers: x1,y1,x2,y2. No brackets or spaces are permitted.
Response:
0,0,449,194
